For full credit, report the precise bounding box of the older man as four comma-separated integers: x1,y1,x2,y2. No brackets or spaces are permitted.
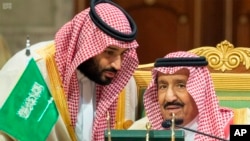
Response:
130,51,233,141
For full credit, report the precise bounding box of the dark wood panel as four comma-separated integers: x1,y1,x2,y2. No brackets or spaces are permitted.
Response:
200,0,225,46
233,0,250,46
74,0,250,63
113,0,194,63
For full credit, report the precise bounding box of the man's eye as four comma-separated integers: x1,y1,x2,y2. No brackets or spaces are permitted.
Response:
158,84,167,89
105,50,115,56
177,83,186,88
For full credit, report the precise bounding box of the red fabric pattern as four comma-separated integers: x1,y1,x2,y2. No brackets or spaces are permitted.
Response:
54,3,138,141
144,51,233,141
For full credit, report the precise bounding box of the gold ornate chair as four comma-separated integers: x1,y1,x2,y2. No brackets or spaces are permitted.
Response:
132,40,250,124
115,77,138,129
189,40,250,109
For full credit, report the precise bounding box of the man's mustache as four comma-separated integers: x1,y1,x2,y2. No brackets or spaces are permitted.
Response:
163,102,184,109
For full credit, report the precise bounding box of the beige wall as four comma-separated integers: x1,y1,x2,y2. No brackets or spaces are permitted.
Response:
0,35,11,68
0,0,73,57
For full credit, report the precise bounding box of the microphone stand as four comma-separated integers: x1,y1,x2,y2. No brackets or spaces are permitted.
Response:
145,122,152,141
106,111,111,141
175,124,229,141
162,119,229,141
171,113,175,141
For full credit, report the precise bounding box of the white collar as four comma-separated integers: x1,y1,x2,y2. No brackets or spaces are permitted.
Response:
183,116,198,141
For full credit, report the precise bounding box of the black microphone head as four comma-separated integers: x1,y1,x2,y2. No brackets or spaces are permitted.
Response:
161,120,171,128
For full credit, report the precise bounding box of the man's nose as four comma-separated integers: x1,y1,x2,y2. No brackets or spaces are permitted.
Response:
165,87,178,102
111,55,122,70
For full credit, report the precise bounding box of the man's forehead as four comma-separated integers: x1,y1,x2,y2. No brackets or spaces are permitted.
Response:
106,45,128,53
157,68,190,77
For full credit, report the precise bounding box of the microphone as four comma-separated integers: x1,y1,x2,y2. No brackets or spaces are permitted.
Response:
162,119,229,141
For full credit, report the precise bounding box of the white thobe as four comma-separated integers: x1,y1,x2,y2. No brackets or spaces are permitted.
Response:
75,70,96,141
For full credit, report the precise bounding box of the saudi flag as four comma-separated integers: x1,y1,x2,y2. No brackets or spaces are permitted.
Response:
0,58,58,141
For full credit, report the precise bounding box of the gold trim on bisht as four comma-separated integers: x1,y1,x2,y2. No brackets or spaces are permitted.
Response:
36,42,77,141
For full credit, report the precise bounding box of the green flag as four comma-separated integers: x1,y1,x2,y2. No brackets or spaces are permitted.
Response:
0,58,58,141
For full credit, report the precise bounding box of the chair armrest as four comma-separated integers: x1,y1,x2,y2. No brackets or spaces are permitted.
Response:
233,108,250,124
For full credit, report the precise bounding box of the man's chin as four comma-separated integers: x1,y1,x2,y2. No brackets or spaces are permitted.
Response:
164,114,184,122
95,77,112,85
163,116,184,127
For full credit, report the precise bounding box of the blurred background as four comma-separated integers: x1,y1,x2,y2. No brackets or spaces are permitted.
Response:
1,0,250,67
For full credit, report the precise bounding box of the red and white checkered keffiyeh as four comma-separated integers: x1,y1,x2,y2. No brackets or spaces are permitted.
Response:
54,3,139,141
144,51,233,140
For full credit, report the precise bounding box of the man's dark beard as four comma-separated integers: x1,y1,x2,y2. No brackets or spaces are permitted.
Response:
77,58,116,85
